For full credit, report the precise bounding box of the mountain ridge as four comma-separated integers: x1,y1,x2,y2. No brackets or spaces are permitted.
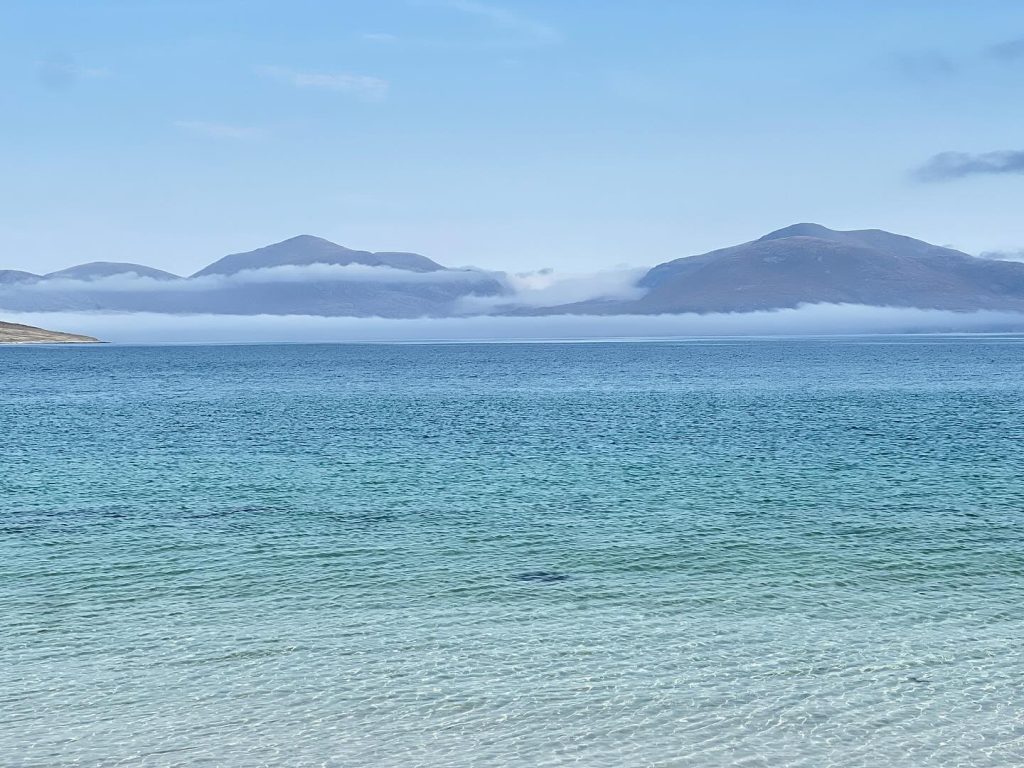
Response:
0,235,504,317
192,235,445,278
536,224,1024,315
4,225,1024,317
45,262,182,281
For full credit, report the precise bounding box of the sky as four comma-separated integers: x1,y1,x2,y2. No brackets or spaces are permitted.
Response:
4,0,1024,276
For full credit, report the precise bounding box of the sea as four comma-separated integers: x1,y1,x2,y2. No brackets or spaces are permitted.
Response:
2,337,1024,767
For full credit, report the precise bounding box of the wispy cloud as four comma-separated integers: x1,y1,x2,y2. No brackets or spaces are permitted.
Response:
174,120,262,140
893,33,1024,82
913,150,1024,182
987,37,1024,62
257,66,389,100
0,264,649,317
892,51,956,82
35,54,109,90
2,264,646,314
980,249,1024,263
460,267,645,312
362,32,399,43
3,263,496,293
436,0,559,44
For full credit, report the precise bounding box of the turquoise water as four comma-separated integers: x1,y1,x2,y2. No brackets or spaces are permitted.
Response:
3,338,1024,767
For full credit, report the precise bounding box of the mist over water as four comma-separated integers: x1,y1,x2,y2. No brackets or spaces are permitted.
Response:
8,304,1024,343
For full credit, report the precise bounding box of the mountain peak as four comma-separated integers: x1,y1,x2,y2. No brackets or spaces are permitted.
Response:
754,223,971,262
274,234,345,248
0,269,40,284
192,235,445,277
44,262,181,281
627,222,1005,315
758,223,837,241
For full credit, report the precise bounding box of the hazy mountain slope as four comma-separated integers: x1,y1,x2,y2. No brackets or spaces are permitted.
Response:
44,262,181,281
0,270,39,284
638,238,1024,312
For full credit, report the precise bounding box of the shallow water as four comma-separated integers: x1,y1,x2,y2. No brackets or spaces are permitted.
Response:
3,338,1024,766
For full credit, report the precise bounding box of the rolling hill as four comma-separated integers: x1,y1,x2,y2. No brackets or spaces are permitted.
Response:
536,224,1024,315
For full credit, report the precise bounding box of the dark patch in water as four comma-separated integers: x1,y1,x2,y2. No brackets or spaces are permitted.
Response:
231,505,290,515
188,505,291,519
514,571,569,583
348,512,396,527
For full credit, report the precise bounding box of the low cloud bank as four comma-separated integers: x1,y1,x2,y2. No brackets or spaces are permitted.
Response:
8,304,1024,344
12,263,497,293
458,267,646,311
914,149,1024,182
980,250,1024,263
0,263,648,314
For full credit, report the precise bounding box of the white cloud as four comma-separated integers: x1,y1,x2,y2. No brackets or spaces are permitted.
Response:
258,66,389,101
980,250,1024,263
460,267,646,311
8,305,1024,344
174,120,262,140
438,0,559,44
212,263,491,287
1,263,642,314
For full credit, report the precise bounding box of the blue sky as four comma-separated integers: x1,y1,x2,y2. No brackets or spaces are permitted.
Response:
4,0,1024,275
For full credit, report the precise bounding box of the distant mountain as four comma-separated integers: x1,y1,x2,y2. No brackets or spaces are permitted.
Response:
0,320,98,344
537,224,1024,315
0,235,505,317
44,262,181,281
192,235,444,277
752,222,961,259
6,226,1024,318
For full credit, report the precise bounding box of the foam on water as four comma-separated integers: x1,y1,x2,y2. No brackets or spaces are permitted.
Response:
2,339,1024,766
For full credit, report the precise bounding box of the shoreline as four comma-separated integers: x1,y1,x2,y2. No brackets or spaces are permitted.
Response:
0,320,101,344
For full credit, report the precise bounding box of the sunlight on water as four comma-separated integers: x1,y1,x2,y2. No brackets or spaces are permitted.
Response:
3,339,1024,766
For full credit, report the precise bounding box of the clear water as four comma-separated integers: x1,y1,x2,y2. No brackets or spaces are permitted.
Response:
3,338,1024,767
